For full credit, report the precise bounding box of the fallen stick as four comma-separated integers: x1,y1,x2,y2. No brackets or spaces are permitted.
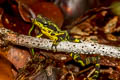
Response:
0,27,120,58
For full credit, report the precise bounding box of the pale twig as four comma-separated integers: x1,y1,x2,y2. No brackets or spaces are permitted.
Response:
0,27,120,58
87,68,96,78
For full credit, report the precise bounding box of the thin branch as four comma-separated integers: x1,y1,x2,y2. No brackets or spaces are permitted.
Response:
0,27,120,58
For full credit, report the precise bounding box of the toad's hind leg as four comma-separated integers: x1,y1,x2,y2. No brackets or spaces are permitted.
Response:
70,53,100,79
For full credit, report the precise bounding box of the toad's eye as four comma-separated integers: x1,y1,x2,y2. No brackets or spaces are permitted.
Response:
43,21,47,25
36,17,45,24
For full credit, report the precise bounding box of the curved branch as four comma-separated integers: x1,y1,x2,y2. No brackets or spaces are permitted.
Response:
0,27,120,58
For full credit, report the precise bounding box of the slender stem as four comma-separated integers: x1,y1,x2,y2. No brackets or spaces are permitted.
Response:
0,27,120,58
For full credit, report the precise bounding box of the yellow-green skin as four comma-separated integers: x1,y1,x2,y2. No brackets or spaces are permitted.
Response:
29,15,71,44
28,15,100,79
